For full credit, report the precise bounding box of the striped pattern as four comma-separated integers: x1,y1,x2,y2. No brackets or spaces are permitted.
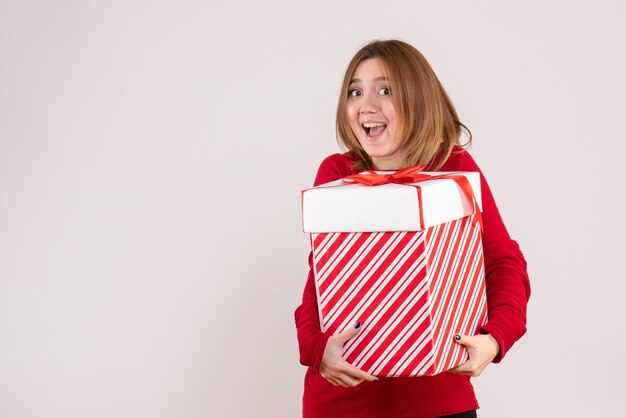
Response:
311,214,487,376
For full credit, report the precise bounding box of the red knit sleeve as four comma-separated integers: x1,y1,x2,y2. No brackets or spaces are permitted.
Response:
294,154,353,370
456,151,531,362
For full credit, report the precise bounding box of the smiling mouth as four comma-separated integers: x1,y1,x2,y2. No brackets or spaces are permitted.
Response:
362,122,387,139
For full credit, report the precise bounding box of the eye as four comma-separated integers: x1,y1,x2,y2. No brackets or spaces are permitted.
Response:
378,87,391,95
348,88,362,98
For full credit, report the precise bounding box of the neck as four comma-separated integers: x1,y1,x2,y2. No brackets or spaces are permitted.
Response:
371,157,405,171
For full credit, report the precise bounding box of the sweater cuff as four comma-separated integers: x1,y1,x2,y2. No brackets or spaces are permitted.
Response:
311,330,332,372
479,313,527,363
478,324,506,363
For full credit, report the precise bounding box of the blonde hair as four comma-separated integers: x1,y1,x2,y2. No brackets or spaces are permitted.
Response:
336,39,471,171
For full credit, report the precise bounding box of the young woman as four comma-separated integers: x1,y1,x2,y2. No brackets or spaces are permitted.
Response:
294,40,530,418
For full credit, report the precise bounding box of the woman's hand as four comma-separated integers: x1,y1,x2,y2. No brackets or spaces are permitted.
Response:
447,333,500,377
319,322,379,387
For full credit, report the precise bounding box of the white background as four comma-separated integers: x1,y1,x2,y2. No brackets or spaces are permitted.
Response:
1,1,625,417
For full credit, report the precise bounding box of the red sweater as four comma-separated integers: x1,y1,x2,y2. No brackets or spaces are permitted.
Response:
294,148,531,418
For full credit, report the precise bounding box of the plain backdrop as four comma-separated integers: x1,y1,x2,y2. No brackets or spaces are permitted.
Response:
1,1,625,417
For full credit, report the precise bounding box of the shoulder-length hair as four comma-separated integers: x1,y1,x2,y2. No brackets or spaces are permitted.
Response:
336,39,471,171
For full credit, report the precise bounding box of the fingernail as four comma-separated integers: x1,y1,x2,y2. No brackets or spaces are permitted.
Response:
354,321,361,329
373,378,379,383
454,334,461,341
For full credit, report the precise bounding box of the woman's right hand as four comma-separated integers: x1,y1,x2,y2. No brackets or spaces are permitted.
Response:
319,322,379,387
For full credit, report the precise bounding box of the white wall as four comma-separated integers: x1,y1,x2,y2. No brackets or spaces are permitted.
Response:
1,1,624,417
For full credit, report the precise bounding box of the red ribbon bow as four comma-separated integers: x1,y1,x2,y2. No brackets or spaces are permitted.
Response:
342,165,429,186
342,164,483,232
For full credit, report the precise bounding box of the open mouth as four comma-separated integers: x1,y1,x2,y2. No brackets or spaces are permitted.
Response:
362,122,387,139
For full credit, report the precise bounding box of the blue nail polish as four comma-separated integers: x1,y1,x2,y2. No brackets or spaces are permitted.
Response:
373,378,379,383
354,321,361,329
454,334,461,341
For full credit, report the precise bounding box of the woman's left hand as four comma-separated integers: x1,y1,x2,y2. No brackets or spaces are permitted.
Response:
447,333,500,377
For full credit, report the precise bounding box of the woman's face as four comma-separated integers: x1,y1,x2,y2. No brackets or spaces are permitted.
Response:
346,58,404,170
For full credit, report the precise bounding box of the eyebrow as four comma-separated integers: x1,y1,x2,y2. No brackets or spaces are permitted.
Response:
349,76,389,85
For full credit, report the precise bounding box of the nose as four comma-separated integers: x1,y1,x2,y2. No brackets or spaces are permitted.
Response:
359,93,379,114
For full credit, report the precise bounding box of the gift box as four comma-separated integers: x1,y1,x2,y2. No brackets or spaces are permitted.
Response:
301,167,488,376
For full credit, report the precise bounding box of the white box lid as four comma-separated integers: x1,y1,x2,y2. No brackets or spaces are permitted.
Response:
302,171,482,233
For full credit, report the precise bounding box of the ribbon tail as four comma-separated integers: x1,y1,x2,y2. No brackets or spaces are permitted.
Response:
456,177,483,233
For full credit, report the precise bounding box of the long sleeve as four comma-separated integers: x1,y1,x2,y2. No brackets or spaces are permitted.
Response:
452,150,531,362
294,154,354,370
294,255,332,370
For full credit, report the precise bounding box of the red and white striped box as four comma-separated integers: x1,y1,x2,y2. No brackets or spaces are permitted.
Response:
301,170,487,376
